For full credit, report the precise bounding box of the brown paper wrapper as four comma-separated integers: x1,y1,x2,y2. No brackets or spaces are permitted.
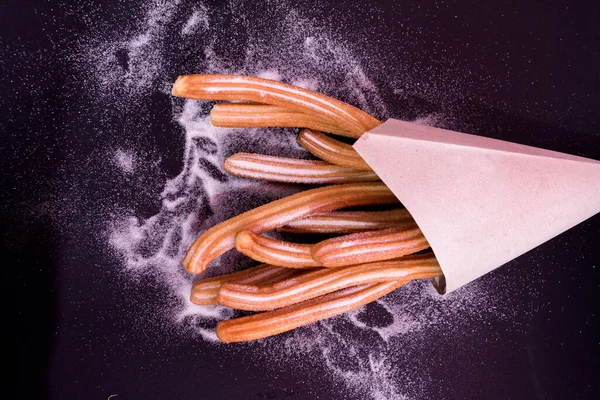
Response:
354,119,600,293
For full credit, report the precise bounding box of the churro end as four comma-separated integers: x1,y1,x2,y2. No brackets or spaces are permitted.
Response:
172,75,188,97
215,321,234,343
222,156,235,175
183,256,208,275
190,288,217,306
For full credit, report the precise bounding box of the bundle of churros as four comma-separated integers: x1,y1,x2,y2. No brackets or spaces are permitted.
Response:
171,74,441,343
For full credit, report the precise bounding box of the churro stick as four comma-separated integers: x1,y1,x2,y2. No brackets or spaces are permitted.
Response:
236,218,423,268
183,182,399,273
241,267,314,287
297,129,372,171
172,74,381,137
191,264,288,305
233,266,294,285
234,230,320,269
277,208,414,234
223,153,380,184
210,103,355,137
211,103,289,114
191,264,312,305
218,253,441,311
312,222,431,268
215,280,406,343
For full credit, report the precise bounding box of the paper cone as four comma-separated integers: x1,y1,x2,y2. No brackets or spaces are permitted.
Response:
353,119,600,293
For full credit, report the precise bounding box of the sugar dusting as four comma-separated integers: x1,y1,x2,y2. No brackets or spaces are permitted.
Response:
78,1,538,398
114,149,136,174
106,101,262,341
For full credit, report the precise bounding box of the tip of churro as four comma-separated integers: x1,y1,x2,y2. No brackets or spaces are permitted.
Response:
183,254,209,275
182,247,197,273
222,155,235,175
215,322,232,344
190,289,217,306
171,75,187,97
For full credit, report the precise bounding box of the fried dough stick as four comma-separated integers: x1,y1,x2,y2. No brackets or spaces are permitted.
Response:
218,253,441,311
277,208,413,234
311,223,430,268
216,280,407,343
210,103,355,137
223,153,380,184
190,264,308,305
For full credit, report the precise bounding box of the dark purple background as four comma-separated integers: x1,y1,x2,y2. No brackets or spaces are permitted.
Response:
2,0,599,398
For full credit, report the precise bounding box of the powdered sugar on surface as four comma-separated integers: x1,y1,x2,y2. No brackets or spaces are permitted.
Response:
74,0,541,398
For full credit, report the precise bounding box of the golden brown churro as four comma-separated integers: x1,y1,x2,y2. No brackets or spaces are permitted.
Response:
216,280,406,343
235,230,320,269
190,264,309,305
311,223,431,268
183,182,399,273
210,103,355,137
190,264,286,305
211,103,289,114
223,153,380,184
172,74,380,137
236,222,428,270
242,267,312,287
297,129,373,171
218,253,441,311
277,208,414,234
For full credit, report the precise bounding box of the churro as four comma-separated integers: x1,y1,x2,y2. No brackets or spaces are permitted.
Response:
277,208,414,234
223,152,380,184
215,280,406,343
311,223,430,268
218,253,440,311
210,103,355,137
190,264,297,305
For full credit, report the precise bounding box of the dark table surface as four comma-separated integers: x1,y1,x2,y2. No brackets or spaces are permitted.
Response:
2,0,599,399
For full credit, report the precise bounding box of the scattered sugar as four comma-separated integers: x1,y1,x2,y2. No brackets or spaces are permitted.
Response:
114,149,136,174
181,7,210,35
257,70,283,82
